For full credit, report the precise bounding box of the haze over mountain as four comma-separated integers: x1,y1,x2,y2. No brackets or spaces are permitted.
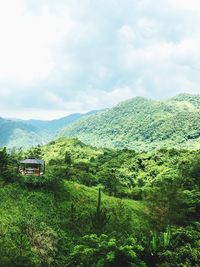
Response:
2,93,200,150
16,110,98,135
59,93,200,151
0,111,98,148
0,118,44,148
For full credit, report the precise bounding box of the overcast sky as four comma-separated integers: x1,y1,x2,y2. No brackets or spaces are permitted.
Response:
0,0,200,119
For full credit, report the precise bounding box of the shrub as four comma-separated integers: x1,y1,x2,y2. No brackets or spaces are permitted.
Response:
67,234,146,267
21,172,63,191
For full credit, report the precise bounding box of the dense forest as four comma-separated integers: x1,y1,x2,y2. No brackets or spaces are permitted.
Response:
0,137,199,266
60,94,200,151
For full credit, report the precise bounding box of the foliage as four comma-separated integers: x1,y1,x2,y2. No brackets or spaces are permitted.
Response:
28,145,42,158
0,147,19,182
0,176,148,266
67,234,146,267
0,136,200,266
20,171,63,191
157,224,200,267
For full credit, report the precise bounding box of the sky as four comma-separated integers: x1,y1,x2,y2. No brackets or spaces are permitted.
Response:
0,0,200,120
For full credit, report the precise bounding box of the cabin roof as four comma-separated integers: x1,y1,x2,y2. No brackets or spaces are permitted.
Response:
20,157,44,165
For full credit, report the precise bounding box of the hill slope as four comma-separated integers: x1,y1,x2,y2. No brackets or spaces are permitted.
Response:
0,111,98,148
0,118,47,148
23,110,98,135
1,137,199,266
59,94,200,151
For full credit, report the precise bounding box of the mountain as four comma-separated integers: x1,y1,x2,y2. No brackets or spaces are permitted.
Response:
23,110,98,135
0,118,47,148
0,111,98,148
59,93,200,151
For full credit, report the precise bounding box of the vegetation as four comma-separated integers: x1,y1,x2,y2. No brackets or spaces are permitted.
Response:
0,137,199,266
59,93,200,151
0,118,46,148
0,111,97,148
3,93,200,151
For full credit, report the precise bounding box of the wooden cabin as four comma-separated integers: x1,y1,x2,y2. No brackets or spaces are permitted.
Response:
19,157,45,176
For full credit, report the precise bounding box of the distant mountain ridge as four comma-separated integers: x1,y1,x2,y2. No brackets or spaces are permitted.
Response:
2,93,200,150
59,93,200,151
21,110,97,135
0,110,98,148
0,117,45,148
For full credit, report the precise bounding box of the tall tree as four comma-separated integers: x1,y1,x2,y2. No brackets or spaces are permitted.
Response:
92,188,110,235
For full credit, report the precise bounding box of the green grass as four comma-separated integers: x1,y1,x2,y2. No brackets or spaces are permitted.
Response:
0,180,151,241
64,181,150,232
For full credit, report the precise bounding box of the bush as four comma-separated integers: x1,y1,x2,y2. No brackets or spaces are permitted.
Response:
67,234,146,267
20,172,63,191
157,225,200,267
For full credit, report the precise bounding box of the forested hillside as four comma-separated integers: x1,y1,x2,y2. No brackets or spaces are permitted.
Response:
0,111,98,148
23,110,98,135
0,137,199,266
59,94,200,151
0,118,47,148
2,94,200,151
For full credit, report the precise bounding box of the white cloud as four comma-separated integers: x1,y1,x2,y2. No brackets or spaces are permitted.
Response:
119,25,136,44
77,87,135,111
168,0,200,11
0,0,200,119
0,88,11,98
0,0,74,84
0,108,73,120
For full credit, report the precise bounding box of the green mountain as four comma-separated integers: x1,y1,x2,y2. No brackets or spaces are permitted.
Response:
23,110,97,135
0,111,98,148
59,93,200,151
0,118,46,148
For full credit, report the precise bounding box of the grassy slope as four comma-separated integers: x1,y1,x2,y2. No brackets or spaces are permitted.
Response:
0,181,150,240
59,94,200,151
1,138,152,242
